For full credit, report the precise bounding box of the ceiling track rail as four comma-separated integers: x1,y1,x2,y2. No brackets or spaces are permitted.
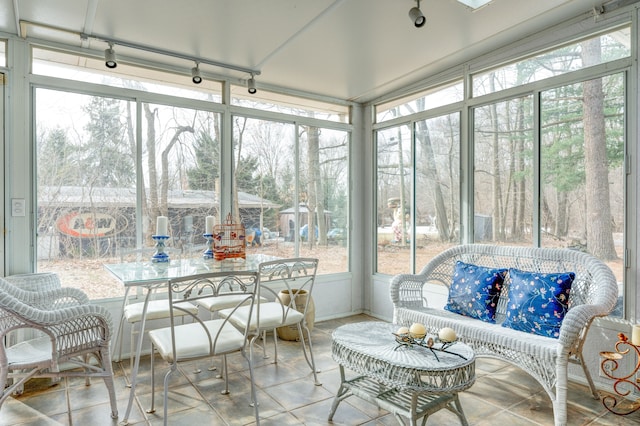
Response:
18,19,261,77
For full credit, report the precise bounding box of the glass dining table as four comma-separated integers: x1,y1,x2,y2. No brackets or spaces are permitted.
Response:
104,253,280,425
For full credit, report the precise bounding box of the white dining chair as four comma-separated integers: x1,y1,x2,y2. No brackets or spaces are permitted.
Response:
147,270,261,425
112,247,199,382
218,257,320,385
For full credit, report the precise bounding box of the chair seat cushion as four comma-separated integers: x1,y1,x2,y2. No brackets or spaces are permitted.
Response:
196,294,267,312
6,336,54,367
148,319,245,363
219,302,305,332
124,299,198,323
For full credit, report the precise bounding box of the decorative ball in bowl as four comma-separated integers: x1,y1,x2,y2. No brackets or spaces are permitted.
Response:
409,322,427,339
438,327,457,343
393,326,409,343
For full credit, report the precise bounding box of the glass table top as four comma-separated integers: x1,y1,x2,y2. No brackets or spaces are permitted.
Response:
104,253,280,286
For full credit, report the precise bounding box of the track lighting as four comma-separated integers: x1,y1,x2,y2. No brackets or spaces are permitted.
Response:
104,42,117,68
191,63,202,84
247,75,257,94
409,0,426,28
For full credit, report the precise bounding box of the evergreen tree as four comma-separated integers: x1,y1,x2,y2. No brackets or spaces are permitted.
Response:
38,127,78,186
187,130,219,190
81,97,134,187
234,154,258,191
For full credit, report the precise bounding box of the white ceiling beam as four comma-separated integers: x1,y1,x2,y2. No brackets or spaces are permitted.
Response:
254,0,346,70
13,0,21,36
81,0,100,48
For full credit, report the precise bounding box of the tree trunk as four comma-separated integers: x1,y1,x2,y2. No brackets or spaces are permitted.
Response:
555,191,568,237
416,120,450,241
489,74,504,241
515,98,526,239
308,127,326,246
233,117,247,221
582,38,617,260
144,104,159,236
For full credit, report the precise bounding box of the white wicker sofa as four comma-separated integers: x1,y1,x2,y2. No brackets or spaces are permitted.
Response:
390,244,619,426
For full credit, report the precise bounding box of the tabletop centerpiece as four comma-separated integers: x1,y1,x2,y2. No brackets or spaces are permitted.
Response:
392,323,466,361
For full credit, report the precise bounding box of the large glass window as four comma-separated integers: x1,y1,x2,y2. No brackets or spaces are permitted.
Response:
36,90,224,299
376,81,463,123
376,125,412,274
232,117,349,275
36,89,137,298
472,26,630,96
33,44,351,299
540,73,625,316
231,84,349,123
0,39,6,67
472,69,625,317
140,103,220,253
32,48,222,102
473,96,534,244
376,113,461,275
414,113,460,267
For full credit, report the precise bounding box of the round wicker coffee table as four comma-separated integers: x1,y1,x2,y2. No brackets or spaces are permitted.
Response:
328,321,475,426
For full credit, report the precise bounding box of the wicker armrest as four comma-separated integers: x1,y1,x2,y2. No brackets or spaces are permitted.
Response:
27,287,91,309
0,291,112,332
558,303,611,348
0,279,90,309
389,273,427,309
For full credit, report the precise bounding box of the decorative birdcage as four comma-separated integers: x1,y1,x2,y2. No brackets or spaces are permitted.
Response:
212,213,246,260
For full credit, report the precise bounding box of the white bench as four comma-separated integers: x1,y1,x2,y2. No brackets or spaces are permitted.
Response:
389,244,619,426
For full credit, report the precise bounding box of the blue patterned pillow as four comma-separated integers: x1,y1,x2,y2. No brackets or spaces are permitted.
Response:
444,261,507,323
502,268,575,338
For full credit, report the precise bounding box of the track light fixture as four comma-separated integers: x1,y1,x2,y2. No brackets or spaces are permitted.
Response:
104,42,117,68
247,75,257,94
191,62,202,84
409,0,426,28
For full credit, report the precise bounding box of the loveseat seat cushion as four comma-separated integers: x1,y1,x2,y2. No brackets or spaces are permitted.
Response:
396,306,559,361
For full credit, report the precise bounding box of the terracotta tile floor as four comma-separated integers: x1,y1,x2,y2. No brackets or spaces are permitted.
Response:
2,314,639,425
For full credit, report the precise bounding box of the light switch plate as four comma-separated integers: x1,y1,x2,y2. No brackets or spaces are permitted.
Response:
11,198,26,217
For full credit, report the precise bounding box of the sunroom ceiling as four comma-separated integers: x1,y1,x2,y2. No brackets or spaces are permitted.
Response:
0,0,621,103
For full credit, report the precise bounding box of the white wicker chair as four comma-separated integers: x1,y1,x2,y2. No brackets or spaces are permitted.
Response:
0,277,118,419
147,271,260,425
390,244,619,426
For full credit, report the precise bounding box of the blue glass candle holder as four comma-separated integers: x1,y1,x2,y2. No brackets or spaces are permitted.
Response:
203,233,214,259
151,235,170,263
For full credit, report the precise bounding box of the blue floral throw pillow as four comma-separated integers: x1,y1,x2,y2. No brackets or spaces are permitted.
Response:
444,261,507,323
502,268,575,338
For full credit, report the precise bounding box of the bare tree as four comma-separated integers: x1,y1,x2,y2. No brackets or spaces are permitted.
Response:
143,104,195,236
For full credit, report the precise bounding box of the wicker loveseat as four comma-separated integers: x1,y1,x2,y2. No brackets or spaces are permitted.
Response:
390,244,619,426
